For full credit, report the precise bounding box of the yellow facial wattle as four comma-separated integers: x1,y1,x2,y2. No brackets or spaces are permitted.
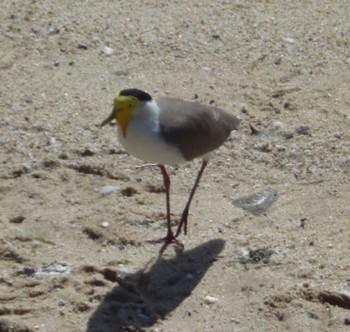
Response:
100,94,140,137
115,95,140,137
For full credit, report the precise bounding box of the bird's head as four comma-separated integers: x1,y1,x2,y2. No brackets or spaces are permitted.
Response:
100,88,152,137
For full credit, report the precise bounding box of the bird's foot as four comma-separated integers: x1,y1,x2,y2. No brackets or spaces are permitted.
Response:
147,231,184,254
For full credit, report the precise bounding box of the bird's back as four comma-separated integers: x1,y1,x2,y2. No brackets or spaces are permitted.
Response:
157,98,240,161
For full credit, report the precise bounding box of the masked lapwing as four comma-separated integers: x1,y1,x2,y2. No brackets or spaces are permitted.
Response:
100,88,240,251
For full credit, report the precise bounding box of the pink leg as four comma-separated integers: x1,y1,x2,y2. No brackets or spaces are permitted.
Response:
175,160,208,237
158,164,174,242
148,165,183,254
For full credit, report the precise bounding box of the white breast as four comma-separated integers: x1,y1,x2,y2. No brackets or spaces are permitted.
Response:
117,100,186,165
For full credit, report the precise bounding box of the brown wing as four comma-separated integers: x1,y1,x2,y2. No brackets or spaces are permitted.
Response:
157,97,240,161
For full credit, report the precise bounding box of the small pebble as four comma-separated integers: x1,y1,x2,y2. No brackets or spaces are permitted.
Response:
284,37,295,44
276,145,286,152
77,44,88,50
35,263,73,276
282,131,294,140
23,162,32,172
103,46,114,56
101,222,109,228
204,295,219,304
58,299,66,307
295,126,310,135
99,185,119,195
273,120,284,130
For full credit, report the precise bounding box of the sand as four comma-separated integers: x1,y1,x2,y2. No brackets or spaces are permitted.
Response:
1,1,350,331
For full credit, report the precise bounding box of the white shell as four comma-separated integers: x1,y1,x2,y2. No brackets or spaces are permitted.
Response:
204,295,219,304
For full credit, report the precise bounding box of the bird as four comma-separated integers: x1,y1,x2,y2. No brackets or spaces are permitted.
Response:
100,88,240,251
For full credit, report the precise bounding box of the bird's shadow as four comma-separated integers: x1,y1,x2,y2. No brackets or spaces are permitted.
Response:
86,239,225,332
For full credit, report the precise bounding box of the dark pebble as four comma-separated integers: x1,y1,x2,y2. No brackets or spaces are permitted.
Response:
15,267,35,276
9,216,25,224
295,126,310,135
282,131,294,140
77,44,88,50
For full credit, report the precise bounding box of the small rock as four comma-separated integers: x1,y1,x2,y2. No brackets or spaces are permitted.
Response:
273,57,282,65
282,131,294,140
15,267,35,277
22,163,32,172
35,263,73,276
284,37,295,44
58,299,66,307
300,217,307,228
99,185,119,195
276,145,286,152
103,46,114,56
204,295,219,304
295,126,310,135
77,44,88,50
101,222,109,228
58,152,69,160
273,120,284,130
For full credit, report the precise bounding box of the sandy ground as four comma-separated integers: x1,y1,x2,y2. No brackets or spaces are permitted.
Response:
1,1,350,331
